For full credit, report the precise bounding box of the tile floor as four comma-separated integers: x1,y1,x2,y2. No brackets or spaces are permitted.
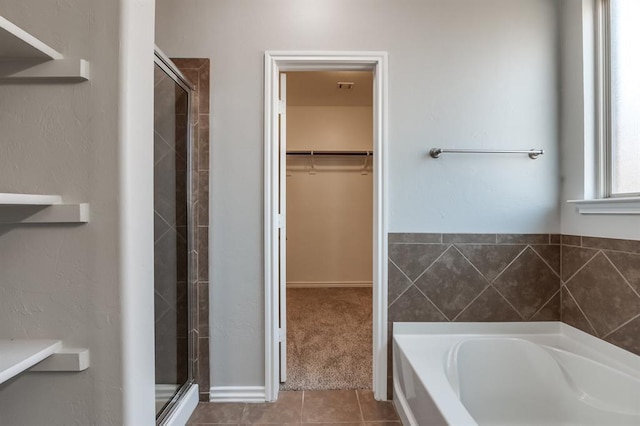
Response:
187,390,400,425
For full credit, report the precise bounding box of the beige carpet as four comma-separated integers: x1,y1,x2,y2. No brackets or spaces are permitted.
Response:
280,287,372,391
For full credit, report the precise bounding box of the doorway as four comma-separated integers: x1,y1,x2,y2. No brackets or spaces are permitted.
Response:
264,52,389,402
282,71,374,391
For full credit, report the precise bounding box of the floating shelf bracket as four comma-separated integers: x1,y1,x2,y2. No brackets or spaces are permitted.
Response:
0,16,90,82
0,339,90,385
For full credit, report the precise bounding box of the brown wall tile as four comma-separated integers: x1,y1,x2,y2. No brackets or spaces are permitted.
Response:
388,286,446,322
388,260,412,305
531,245,561,275
198,115,210,171
561,245,598,281
456,244,525,282
442,233,496,244
198,282,210,336
388,244,447,281
496,234,550,245
561,287,597,336
388,233,441,244
564,253,640,336
455,286,522,322
604,250,640,294
530,291,561,321
561,234,582,246
582,236,640,254
172,58,208,69
561,236,640,356
493,248,559,319
414,247,487,319
606,316,640,356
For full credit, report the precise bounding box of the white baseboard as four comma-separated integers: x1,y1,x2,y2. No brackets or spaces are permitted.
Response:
156,384,180,402
210,386,266,402
287,281,372,288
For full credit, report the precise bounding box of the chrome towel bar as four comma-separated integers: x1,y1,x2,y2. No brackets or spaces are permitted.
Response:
429,148,544,160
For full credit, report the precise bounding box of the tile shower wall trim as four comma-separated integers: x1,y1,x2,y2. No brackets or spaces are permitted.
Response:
173,58,210,402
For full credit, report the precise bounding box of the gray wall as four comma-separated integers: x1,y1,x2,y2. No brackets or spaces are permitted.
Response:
0,0,157,423
0,0,124,424
156,0,561,389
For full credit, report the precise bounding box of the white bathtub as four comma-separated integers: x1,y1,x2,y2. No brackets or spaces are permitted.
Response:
392,322,640,426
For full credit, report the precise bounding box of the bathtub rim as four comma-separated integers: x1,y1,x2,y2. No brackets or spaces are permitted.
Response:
392,321,640,426
394,321,640,372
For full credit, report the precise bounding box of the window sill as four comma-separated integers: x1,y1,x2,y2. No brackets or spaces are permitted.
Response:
567,197,640,215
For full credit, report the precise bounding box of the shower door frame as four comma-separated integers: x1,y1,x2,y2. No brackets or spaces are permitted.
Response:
264,51,389,402
153,48,198,425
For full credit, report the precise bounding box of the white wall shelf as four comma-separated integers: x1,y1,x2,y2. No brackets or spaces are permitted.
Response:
0,16,89,81
0,193,89,224
0,339,90,385
0,193,62,205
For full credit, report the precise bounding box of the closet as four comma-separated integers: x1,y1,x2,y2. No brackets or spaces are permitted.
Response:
282,71,374,390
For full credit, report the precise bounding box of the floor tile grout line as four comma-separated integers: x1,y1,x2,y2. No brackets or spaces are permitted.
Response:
355,389,365,423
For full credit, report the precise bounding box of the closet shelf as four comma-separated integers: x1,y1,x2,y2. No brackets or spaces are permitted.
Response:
0,16,89,81
0,193,89,224
0,339,90,385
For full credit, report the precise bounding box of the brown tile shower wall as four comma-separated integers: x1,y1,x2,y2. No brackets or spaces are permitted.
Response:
173,58,211,402
561,235,640,356
387,233,562,398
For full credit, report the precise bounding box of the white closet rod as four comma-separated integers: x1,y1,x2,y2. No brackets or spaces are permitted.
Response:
286,150,373,156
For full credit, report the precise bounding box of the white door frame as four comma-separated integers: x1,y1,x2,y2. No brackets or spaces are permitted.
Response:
263,51,389,402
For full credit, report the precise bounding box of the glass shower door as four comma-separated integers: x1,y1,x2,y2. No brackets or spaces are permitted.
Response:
153,54,192,420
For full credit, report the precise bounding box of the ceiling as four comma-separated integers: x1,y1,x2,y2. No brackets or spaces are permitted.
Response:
286,71,373,107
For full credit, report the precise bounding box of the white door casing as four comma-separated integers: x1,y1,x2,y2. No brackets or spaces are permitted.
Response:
264,51,389,402
278,72,287,383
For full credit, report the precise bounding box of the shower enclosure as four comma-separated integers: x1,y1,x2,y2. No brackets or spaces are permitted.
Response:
153,49,195,423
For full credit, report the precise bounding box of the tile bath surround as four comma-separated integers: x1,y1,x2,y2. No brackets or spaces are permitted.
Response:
388,233,640,398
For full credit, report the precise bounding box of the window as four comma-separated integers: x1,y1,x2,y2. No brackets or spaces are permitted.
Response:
598,0,640,198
